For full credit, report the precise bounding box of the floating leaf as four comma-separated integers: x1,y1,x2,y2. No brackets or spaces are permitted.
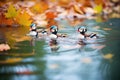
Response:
5,4,20,19
102,53,114,59
103,28,112,31
16,11,32,26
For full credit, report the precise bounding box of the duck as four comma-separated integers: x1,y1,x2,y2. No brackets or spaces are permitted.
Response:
77,26,87,39
77,25,98,45
49,25,58,40
48,25,60,52
27,23,38,38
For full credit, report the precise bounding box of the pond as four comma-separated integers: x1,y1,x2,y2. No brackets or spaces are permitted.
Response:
0,18,120,80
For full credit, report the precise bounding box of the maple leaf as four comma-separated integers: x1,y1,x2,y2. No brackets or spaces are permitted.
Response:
46,11,57,19
31,2,48,14
94,4,103,14
31,3,41,13
5,4,20,19
16,12,32,26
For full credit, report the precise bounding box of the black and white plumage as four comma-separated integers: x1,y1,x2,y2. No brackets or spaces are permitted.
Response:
49,25,58,40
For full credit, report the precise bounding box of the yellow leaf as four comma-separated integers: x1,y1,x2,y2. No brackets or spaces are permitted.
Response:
94,4,103,14
5,4,20,19
31,2,48,14
16,12,32,26
103,53,114,59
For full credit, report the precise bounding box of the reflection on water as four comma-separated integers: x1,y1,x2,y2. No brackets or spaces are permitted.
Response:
44,37,104,80
0,19,120,80
49,39,59,52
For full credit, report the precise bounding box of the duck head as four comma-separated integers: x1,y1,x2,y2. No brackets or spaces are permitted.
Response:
30,23,36,30
50,25,58,35
78,26,87,35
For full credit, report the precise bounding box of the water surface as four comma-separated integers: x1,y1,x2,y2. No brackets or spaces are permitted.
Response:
0,18,120,80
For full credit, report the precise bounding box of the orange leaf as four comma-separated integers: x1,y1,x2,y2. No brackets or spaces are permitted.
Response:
31,2,48,14
5,19,14,25
46,11,57,19
94,0,105,6
0,13,13,25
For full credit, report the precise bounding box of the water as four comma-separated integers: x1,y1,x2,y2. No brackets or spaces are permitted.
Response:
0,18,120,80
